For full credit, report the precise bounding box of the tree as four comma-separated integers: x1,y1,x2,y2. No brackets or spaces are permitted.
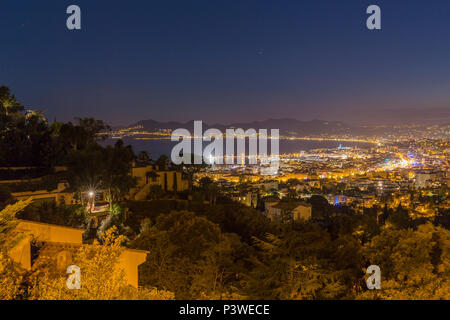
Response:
173,172,178,192
131,210,245,299
17,201,85,228
0,86,24,116
28,226,174,300
386,204,411,229
58,118,110,153
76,117,111,141
359,223,450,299
101,140,136,209
0,199,32,299
308,195,332,220
201,204,273,243
0,199,32,253
147,185,164,200
155,154,169,170
136,151,152,166
0,87,55,167
244,225,349,300
66,141,136,210
65,144,104,206
435,209,450,229
198,177,220,204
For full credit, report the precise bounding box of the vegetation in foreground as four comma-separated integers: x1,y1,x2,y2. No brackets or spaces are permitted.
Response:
0,86,449,300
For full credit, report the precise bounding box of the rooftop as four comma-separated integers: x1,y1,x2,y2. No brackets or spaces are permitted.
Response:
273,201,312,211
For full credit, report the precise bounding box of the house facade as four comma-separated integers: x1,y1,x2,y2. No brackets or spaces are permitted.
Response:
8,220,148,288
130,165,189,200
265,201,312,222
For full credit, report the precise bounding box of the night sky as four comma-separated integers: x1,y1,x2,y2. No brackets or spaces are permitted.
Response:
1,0,449,125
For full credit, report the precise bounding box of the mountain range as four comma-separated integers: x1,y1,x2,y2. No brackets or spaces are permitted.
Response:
130,118,354,136
119,107,450,134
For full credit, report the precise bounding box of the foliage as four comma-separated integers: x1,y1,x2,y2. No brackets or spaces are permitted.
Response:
135,151,152,166
28,226,173,300
0,199,32,249
66,140,136,208
1,86,112,167
5,175,59,193
243,223,355,299
17,201,85,228
147,185,164,201
0,199,32,299
131,210,248,299
359,223,450,299
155,154,169,170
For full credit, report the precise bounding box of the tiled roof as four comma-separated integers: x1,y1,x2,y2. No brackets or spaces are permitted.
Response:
273,201,312,210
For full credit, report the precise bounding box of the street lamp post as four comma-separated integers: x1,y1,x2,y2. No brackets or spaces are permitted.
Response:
88,190,95,213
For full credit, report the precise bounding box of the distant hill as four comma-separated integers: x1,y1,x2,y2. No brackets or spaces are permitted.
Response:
336,107,450,125
131,118,354,136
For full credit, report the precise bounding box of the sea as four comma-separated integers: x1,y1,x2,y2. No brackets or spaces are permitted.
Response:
103,137,373,159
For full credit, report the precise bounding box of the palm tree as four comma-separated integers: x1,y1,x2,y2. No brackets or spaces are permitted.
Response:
0,86,24,116
156,154,170,170
25,109,47,123
136,151,152,166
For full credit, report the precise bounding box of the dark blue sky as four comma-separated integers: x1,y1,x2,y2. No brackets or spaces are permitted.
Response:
1,0,449,125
